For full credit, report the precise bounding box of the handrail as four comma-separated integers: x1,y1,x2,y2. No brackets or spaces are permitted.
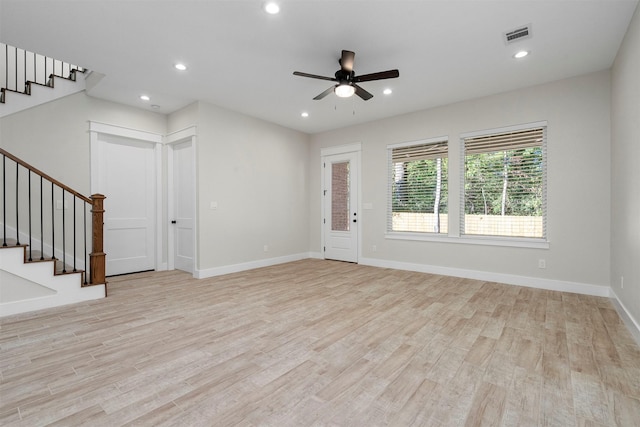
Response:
0,148,91,203
1,149,106,286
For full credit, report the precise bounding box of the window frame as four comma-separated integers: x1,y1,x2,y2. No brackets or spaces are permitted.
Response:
387,136,449,235
460,121,548,243
385,122,549,249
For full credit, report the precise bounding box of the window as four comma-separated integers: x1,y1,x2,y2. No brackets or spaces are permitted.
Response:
461,124,546,239
388,138,448,234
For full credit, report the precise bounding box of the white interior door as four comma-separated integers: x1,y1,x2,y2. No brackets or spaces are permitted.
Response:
171,140,195,273
96,134,157,276
323,152,358,262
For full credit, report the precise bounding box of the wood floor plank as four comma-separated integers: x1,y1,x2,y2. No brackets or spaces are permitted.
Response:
1,259,638,426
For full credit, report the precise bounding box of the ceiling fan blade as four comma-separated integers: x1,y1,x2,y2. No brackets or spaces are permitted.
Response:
293,71,337,82
354,84,373,101
340,50,355,72
313,86,336,100
354,69,400,83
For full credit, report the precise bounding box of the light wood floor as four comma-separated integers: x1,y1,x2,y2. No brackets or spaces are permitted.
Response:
1,259,639,426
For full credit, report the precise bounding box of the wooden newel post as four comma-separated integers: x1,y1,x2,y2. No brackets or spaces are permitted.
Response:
90,194,106,286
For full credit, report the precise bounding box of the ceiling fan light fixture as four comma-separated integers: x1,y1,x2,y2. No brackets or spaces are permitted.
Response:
335,84,355,98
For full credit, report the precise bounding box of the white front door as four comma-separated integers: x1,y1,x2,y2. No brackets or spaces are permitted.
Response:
95,134,157,276
323,152,358,262
171,140,195,273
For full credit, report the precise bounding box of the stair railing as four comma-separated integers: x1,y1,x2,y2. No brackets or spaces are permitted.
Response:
0,148,106,286
1,43,85,103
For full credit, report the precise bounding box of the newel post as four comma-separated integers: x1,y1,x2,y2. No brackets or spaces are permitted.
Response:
90,194,106,286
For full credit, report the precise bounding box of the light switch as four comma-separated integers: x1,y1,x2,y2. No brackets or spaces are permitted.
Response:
210,201,218,210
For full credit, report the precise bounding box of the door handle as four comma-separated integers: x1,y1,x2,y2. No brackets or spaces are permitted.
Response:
171,220,177,224
353,219,357,223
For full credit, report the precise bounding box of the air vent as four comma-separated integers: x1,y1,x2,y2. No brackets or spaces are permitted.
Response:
504,24,532,44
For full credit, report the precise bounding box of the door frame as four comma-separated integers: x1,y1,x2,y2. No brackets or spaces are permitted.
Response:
166,126,197,275
320,143,361,263
89,121,165,272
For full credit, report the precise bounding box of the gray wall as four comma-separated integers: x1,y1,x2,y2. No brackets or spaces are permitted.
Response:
168,101,311,273
611,4,640,327
0,92,166,195
310,70,612,290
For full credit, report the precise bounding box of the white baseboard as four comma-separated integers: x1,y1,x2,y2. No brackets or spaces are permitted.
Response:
358,256,611,297
610,288,640,345
195,252,313,279
0,285,105,317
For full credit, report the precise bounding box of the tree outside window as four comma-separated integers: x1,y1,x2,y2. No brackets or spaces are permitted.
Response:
389,140,448,234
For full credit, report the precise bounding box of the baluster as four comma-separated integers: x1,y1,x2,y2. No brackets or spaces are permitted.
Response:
2,155,6,247
28,170,32,261
62,189,66,273
84,202,88,285
14,46,17,92
4,45,7,91
51,182,55,260
40,175,44,259
15,160,20,245
23,48,26,93
73,196,76,272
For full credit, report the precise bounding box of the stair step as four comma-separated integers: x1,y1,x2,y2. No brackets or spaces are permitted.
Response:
1,238,86,280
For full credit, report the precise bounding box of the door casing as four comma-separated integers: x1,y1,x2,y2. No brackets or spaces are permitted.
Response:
320,143,361,263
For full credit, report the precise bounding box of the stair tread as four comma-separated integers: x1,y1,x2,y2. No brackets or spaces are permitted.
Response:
2,238,85,276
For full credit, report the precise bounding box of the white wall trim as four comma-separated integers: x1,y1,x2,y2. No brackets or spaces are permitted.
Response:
166,133,198,276
459,120,548,139
88,121,163,143
320,142,362,157
320,143,362,263
610,288,640,345
89,122,164,274
165,125,197,143
358,256,611,297
195,252,312,279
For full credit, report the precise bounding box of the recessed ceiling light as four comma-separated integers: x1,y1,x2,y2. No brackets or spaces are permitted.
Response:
151,105,160,109
140,95,150,101
514,50,529,59
301,112,309,118
175,63,187,71
264,2,280,14
383,88,393,95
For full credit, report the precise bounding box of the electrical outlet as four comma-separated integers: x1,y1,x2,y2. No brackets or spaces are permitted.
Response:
538,259,546,269
263,245,268,252
372,245,377,252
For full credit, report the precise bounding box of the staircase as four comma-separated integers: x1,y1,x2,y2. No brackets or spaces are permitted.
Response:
0,149,107,317
0,43,90,117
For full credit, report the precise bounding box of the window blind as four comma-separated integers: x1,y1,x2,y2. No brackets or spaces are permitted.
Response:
464,127,544,155
388,139,448,234
461,125,546,239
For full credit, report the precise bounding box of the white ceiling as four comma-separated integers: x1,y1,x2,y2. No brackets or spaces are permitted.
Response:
1,0,637,134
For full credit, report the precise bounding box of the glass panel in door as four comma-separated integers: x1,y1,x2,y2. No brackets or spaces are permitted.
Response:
331,161,350,231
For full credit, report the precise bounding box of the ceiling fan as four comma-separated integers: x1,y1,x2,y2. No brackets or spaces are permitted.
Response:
293,50,399,101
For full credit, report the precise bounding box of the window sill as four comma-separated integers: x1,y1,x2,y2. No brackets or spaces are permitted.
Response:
384,232,550,249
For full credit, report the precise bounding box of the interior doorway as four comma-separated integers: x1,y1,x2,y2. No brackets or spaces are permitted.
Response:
168,136,196,274
90,122,162,276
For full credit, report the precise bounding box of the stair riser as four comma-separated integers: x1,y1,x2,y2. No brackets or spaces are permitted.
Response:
0,246,105,317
